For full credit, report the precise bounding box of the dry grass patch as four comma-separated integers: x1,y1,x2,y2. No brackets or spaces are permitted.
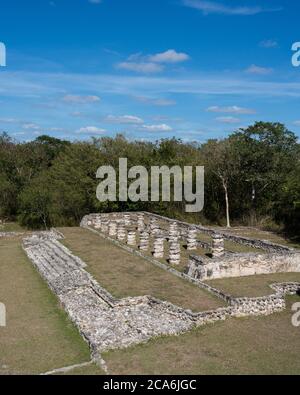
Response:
60,227,225,312
54,363,105,375
222,227,300,250
104,296,300,375
0,222,25,233
0,237,92,375
206,273,300,298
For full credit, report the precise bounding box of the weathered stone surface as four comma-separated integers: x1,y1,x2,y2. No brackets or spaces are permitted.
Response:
169,222,179,243
139,231,150,251
187,251,300,281
153,235,164,259
124,213,132,227
117,223,126,242
187,227,197,251
137,213,145,232
22,220,300,364
108,221,117,237
23,233,199,355
169,241,181,265
212,234,225,258
149,217,159,236
127,230,137,246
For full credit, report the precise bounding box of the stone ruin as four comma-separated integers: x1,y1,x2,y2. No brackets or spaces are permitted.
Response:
127,230,137,246
11,211,298,363
153,234,164,259
81,211,300,282
187,227,197,251
212,234,225,258
139,231,150,251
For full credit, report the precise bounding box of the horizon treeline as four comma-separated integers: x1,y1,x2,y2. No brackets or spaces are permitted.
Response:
0,121,299,238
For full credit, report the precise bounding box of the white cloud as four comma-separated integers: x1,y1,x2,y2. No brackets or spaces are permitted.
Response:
141,124,173,132
49,127,64,131
259,39,278,48
3,70,300,103
207,105,256,114
63,94,101,103
116,62,164,74
0,117,19,123
22,123,40,130
293,121,300,127
246,64,273,75
149,49,190,64
216,116,240,124
116,49,189,74
11,132,25,136
76,126,106,135
105,115,144,124
135,96,176,106
182,0,281,15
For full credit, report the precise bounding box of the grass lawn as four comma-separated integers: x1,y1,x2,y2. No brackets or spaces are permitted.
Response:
55,363,106,375
60,227,225,312
223,228,300,250
0,222,25,233
0,236,104,375
206,273,300,297
103,296,300,375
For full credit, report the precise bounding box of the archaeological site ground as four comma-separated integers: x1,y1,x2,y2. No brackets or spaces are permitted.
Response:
1,212,300,375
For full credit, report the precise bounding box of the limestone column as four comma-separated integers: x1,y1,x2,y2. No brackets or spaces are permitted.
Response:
108,221,117,237
187,227,197,251
150,217,159,236
94,217,101,230
101,220,109,233
212,234,225,258
153,234,164,259
124,213,131,227
139,231,150,251
137,213,145,232
169,222,179,243
127,230,137,246
117,223,126,242
169,241,181,265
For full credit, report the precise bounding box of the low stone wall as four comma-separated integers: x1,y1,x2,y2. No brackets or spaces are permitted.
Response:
142,212,296,253
219,232,294,253
187,252,300,281
23,224,300,361
82,216,300,318
231,295,286,317
270,282,300,295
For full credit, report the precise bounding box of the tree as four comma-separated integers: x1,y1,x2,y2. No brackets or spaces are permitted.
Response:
202,139,239,227
231,122,298,224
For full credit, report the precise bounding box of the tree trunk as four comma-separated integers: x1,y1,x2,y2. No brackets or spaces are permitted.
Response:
222,180,231,228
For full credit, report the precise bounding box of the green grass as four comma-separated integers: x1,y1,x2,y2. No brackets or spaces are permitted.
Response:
0,237,95,375
0,222,25,233
103,296,300,375
223,228,300,250
206,273,300,297
60,227,225,312
54,363,105,375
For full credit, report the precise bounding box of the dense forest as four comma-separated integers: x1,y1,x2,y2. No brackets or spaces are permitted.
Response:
0,121,299,238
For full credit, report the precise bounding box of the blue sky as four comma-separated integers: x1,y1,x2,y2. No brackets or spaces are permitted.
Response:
0,0,300,142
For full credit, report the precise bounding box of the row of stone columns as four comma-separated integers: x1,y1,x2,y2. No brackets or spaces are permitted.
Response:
92,214,225,263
